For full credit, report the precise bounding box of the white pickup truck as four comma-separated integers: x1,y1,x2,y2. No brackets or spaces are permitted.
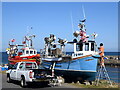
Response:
6,61,53,87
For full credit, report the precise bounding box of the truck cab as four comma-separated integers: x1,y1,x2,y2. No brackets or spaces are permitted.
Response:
6,61,53,87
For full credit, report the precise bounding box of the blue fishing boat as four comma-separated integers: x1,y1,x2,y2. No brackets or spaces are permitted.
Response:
40,17,100,83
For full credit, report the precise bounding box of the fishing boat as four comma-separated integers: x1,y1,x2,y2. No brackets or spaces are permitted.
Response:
6,35,41,67
40,18,100,83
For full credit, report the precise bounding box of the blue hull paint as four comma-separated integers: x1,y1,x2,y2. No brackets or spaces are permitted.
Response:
54,70,96,81
42,55,99,81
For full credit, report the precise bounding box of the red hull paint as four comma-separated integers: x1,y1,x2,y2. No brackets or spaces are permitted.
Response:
8,54,40,65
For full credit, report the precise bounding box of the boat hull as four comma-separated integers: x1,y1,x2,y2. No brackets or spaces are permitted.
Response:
8,54,40,65
42,55,99,81
54,69,96,82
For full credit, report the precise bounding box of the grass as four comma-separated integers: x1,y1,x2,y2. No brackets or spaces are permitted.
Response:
69,80,119,88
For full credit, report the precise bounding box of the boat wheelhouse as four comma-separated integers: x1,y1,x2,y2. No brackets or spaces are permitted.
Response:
18,47,37,57
6,35,40,66
68,40,98,58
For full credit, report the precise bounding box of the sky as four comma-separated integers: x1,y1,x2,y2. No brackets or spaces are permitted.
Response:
2,2,118,52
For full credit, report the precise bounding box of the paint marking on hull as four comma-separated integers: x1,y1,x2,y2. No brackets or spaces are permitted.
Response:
9,59,36,62
72,54,92,60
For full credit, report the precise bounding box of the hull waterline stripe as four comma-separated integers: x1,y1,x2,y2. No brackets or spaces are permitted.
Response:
54,68,96,72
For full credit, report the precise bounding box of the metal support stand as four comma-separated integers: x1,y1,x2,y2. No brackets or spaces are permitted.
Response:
95,64,112,86
49,62,61,87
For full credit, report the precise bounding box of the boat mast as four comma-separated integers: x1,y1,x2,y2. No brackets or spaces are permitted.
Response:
23,26,35,48
73,5,87,43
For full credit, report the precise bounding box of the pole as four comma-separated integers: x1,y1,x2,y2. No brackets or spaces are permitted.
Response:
70,12,74,34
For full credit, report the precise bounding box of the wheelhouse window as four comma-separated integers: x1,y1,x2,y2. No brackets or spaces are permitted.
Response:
26,50,29,54
76,43,83,51
22,50,25,53
85,43,89,51
91,43,94,51
34,51,36,54
30,51,33,54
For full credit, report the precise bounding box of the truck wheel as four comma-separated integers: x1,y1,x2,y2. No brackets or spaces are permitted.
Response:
20,77,26,88
7,75,11,83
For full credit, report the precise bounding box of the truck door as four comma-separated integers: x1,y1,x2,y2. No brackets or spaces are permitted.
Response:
16,62,25,80
10,63,18,80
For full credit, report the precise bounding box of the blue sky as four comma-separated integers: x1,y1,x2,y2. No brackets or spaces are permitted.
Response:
2,2,118,52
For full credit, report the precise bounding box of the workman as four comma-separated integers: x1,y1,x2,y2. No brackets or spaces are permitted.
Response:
98,43,104,66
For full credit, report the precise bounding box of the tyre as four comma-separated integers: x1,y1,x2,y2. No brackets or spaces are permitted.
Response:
7,75,12,83
20,77,27,88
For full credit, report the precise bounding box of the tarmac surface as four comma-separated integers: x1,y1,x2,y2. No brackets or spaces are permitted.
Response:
1,73,79,89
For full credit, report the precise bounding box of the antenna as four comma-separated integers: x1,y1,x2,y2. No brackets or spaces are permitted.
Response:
82,5,86,20
26,26,29,35
70,12,74,33
26,26,33,36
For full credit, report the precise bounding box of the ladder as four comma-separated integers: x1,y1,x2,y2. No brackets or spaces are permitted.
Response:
95,64,113,86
